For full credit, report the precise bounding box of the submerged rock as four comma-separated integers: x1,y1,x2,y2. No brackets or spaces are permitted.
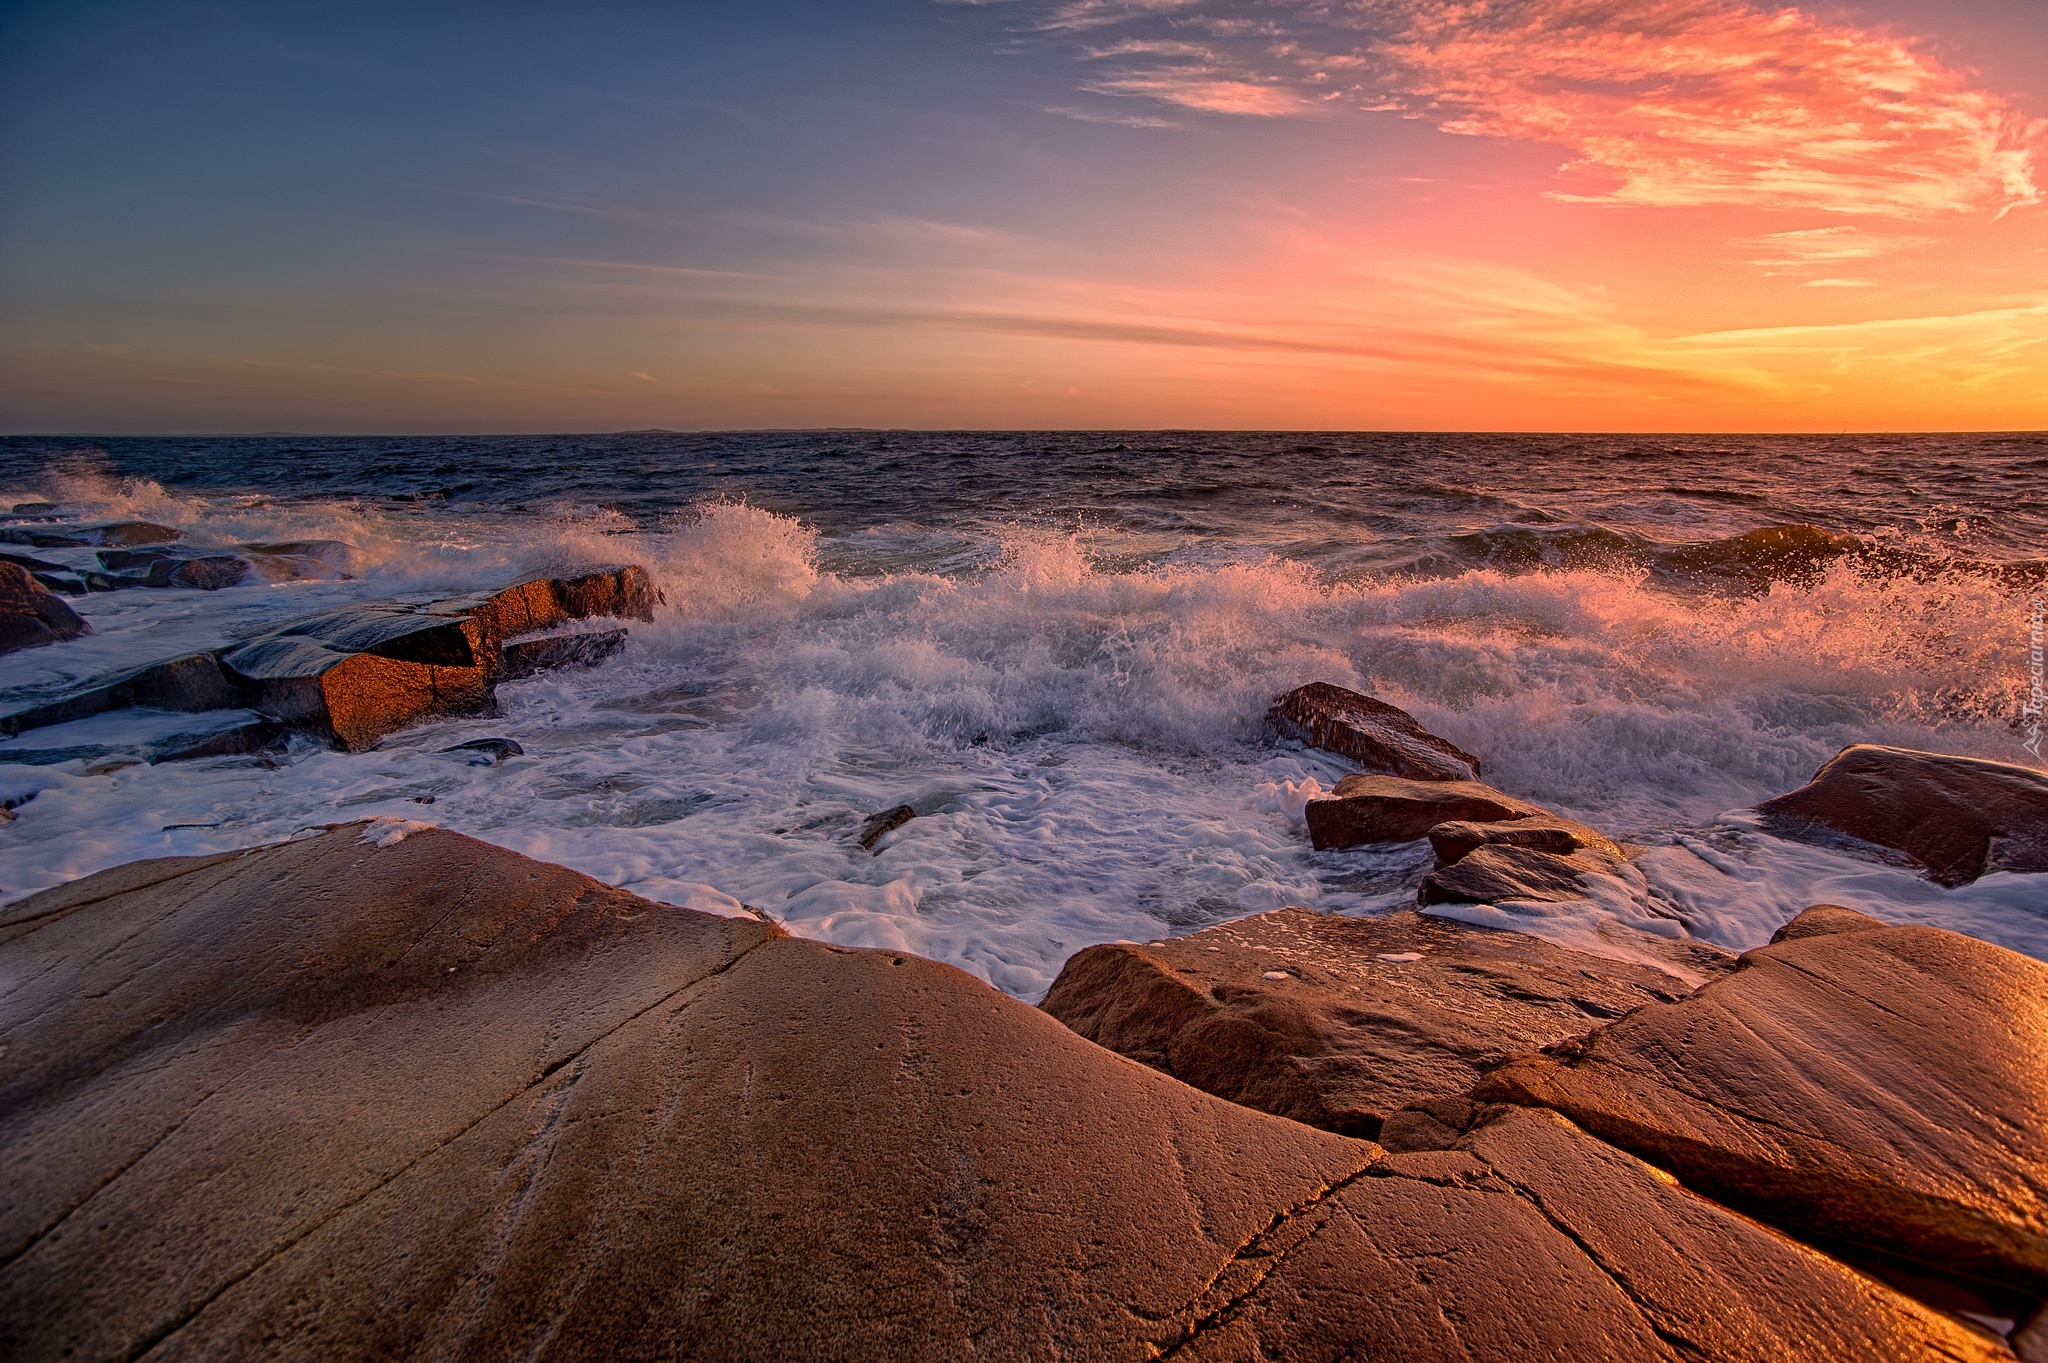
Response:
500,628,627,679
0,563,90,656
96,547,251,591
858,804,916,850
1474,904,2048,1299
1305,772,1541,850
439,737,524,765
1041,907,1730,1139
0,654,241,737
1267,681,1480,781
0,831,1993,1362
1755,744,2048,887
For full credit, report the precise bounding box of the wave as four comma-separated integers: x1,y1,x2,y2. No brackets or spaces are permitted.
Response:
3,484,2043,998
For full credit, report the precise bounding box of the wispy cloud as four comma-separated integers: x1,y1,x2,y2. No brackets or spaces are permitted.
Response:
983,0,2044,217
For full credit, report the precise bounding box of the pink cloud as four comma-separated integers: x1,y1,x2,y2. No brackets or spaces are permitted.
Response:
1376,0,2041,216
1016,0,2043,217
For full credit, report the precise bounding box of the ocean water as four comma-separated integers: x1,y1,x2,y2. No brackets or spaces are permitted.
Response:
3,431,2045,997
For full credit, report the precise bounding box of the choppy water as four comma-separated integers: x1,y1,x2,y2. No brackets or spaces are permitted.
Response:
3,431,2045,995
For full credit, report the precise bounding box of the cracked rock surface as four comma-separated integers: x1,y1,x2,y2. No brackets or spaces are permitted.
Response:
1476,904,2048,1302
0,835,2012,1361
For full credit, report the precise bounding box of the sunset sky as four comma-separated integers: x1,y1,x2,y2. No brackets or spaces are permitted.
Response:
2,0,2043,433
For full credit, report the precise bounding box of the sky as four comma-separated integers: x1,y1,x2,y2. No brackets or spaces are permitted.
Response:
1,0,2043,433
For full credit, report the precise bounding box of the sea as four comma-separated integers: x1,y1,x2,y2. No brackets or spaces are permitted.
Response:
3,431,2045,997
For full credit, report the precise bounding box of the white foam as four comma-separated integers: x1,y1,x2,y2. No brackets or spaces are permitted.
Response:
4,492,2043,998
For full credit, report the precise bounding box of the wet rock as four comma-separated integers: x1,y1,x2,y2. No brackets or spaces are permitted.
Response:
500,628,627,679
439,737,524,765
1428,813,1622,867
1755,744,2048,887
858,804,915,850
0,563,90,656
7,502,58,518
1267,681,1480,781
1475,904,2048,1297
1418,842,1627,906
90,521,184,547
235,540,358,580
220,604,492,751
146,719,289,765
0,831,1990,1363
427,567,656,679
1041,907,1730,1139
1305,772,1542,850
96,547,252,590
0,654,242,737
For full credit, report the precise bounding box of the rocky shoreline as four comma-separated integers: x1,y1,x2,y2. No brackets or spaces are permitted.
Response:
4,584,2048,1357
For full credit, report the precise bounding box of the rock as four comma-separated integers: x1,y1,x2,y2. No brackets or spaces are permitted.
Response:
500,628,627,679
1418,842,1627,906
1041,907,1731,1139
1474,904,2048,1297
0,654,242,737
220,604,492,752
1428,813,1622,867
96,547,252,590
1267,681,1481,781
148,719,289,764
90,521,183,546
0,563,90,656
1755,744,2048,887
439,737,524,765
235,540,358,580
1305,772,1542,850
2,568,658,753
7,502,58,517
858,804,915,850
426,567,657,680
0,832,1993,1363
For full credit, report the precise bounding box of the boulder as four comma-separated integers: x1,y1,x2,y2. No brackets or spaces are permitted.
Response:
0,833,1996,1363
2,522,183,550
1417,842,1627,906
1267,682,1480,781
426,567,656,680
96,547,252,590
0,563,90,656
1474,904,2048,1298
439,737,523,766
1428,813,1622,867
500,628,627,679
1756,744,2048,886
1,654,242,737
1305,772,1542,850
1041,907,1731,1138
236,540,359,580
219,605,492,752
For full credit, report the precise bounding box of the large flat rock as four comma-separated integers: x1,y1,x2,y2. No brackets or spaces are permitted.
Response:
1755,744,2048,887
1042,907,1733,1138
0,834,1995,1361
1476,904,2048,1299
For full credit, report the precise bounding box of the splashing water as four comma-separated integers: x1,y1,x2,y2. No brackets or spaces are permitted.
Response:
3,432,2044,996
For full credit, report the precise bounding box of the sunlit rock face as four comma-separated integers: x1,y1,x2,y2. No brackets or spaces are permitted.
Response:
1756,745,2048,886
1474,904,2048,1301
0,830,2017,1361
